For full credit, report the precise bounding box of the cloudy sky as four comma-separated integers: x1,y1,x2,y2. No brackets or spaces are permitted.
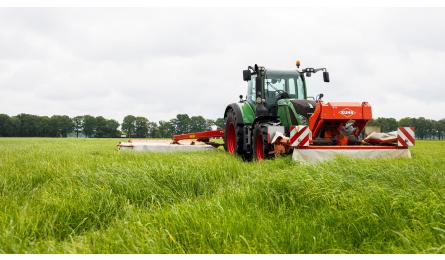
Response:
0,8,444,122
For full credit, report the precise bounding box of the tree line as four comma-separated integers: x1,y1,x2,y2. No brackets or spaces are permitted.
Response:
368,117,445,140
0,114,120,138
0,113,225,138
0,113,443,140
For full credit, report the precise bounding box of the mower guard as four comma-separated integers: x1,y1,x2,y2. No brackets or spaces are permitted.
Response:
292,146,411,163
118,139,217,152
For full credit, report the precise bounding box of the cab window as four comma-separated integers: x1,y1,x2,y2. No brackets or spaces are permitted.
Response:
297,76,305,99
247,75,256,103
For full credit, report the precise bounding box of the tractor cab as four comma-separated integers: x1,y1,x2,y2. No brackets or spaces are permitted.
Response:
243,63,328,125
246,70,306,114
265,70,306,101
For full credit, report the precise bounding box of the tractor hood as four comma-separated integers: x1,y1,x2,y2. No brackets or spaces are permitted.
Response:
277,98,317,126
289,99,317,120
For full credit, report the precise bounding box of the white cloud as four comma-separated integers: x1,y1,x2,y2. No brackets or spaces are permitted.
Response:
0,8,444,122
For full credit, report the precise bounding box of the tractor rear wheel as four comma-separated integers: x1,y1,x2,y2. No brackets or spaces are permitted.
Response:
252,123,272,161
224,109,245,157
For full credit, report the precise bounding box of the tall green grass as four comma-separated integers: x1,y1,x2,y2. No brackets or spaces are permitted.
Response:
0,138,444,253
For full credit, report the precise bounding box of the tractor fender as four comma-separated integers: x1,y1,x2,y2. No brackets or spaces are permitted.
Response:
224,103,244,125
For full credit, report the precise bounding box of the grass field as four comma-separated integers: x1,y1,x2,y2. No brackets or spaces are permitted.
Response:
0,138,444,253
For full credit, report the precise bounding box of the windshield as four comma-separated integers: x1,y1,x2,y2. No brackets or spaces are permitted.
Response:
264,70,305,100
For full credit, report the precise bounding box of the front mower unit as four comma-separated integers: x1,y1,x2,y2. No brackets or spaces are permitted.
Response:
282,101,415,163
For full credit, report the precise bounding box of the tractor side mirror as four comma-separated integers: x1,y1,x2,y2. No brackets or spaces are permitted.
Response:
323,71,330,82
243,70,251,81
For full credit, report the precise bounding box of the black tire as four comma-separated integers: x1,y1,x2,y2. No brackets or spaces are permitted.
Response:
252,123,272,161
224,109,245,157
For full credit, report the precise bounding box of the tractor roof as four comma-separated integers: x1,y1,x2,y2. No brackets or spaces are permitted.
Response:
265,69,300,77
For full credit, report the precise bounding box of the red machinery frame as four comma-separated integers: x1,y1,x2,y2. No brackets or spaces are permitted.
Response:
172,130,224,147
308,101,372,145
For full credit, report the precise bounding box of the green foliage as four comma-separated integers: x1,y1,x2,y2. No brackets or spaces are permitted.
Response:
215,117,225,129
368,117,398,132
134,117,149,138
122,115,136,138
73,116,84,138
0,114,120,138
147,122,158,138
157,120,174,138
49,115,74,137
95,117,120,138
189,116,207,133
76,115,121,138
82,115,97,138
0,138,444,253
171,114,192,134
0,114,15,137
14,113,45,137
368,117,445,140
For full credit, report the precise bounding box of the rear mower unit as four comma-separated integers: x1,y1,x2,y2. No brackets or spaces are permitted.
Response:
117,130,223,152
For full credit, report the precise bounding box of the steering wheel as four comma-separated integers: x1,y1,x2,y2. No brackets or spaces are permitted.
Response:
275,89,290,99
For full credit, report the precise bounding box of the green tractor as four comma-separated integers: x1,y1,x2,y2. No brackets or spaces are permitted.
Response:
223,62,330,160
118,61,413,162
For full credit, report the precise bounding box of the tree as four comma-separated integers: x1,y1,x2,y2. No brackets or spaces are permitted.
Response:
190,116,207,132
60,116,74,137
49,115,73,137
83,115,97,137
398,117,413,127
368,117,398,132
38,116,51,137
425,119,435,140
47,116,58,137
0,114,14,137
7,116,18,136
215,118,225,129
122,115,136,138
147,122,159,138
414,117,428,139
438,119,445,140
14,113,42,137
134,116,149,138
73,116,84,138
95,116,108,138
205,119,216,130
105,119,120,137
158,120,174,138
98,118,120,138
432,120,441,140
171,114,191,134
